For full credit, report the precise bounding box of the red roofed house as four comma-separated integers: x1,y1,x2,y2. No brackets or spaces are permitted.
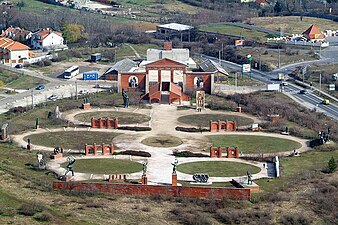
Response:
302,24,325,41
1,26,32,42
0,37,30,67
30,28,64,50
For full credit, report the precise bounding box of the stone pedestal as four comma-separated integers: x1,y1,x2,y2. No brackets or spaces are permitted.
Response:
82,103,91,110
35,125,39,129
50,153,63,160
27,144,32,150
236,107,242,113
141,175,148,185
172,173,177,186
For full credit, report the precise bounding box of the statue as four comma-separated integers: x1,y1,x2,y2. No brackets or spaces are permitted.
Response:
247,171,253,185
64,156,76,177
142,161,148,176
171,159,178,174
37,152,46,169
122,88,129,108
53,147,63,155
35,118,39,129
285,126,289,134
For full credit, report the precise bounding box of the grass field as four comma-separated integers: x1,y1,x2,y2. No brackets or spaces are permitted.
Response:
247,16,338,34
24,131,121,150
0,69,48,89
226,75,263,86
116,44,160,60
141,136,183,148
208,135,302,154
177,114,254,127
75,111,150,124
61,159,142,174
178,161,261,177
198,23,268,41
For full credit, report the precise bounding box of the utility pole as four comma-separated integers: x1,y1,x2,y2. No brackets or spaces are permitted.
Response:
319,71,322,92
218,50,221,65
221,42,224,60
31,89,34,109
278,47,281,68
75,80,78,100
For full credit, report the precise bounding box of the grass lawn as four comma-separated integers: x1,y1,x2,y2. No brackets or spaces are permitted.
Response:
75,111,150,124
141,136,183,148
24,131,121,150
178,161,261,177
177,114,254,127
6,75,47,90
253,150,338,198
247,16,338,34
61,159,142,174
208,135,302,154
116,44,160,60
198,23,268,42
225,75,263,86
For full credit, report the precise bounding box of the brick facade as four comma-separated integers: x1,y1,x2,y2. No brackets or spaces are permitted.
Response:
210,146,240,158
85,143,114,156
209,120,237,132
91,117,118,129
53,182,251,200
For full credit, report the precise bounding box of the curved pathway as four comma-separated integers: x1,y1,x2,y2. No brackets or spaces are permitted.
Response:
12,105,310,185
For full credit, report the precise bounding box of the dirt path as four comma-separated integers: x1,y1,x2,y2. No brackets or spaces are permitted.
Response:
12,105,310,184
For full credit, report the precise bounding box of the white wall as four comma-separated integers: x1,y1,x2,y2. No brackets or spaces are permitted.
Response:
42,33,64,48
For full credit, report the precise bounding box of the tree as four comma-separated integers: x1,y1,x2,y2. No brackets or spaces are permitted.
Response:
0,80,4,88
61,23,88,43
328,157,337,173
274,1,283,14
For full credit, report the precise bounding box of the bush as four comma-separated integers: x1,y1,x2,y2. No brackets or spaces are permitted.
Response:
34,212,52,222
327,157,337,173
115,150,151,157
175,126,209,132
173,151,207,157
117,126,151,131
17,203,44,216
280,213,311,225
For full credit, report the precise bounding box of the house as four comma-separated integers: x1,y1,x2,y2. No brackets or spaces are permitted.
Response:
255,0,269,6
200,59,229,83
105,58,138,81
140,41,197,68
1,26,32,42
30,28,65,50
0,37,30,67
302,24,325,41
156,23,194,42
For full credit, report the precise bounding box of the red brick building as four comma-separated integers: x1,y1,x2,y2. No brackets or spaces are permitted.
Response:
119,42,215,104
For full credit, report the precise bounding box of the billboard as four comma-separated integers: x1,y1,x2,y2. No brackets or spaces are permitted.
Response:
235,40,244,46
83,71,98,80
242,64,251,73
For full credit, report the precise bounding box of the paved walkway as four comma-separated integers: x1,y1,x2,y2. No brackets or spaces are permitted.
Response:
12,105,310,185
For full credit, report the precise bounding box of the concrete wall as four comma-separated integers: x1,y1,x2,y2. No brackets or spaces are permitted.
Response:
53,182,251,200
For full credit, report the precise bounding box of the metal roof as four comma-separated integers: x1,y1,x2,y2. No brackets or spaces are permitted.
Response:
157,23,193,31
105,58,138,74
200,59,229,75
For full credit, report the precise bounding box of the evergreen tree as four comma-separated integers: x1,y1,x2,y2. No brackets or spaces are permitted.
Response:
328,157,337,173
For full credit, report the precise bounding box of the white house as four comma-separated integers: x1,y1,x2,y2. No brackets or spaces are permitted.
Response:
30,28,65,50
0,37,30,67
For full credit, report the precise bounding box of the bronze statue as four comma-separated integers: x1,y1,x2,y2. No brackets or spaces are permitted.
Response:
64,156,76,177
122,88,129,108
142,161,148,176
247,171,253,185
171,159,178,174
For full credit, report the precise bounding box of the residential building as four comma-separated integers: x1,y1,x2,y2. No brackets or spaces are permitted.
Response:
1,26,32,42
302,24,325,41
30,28,65,50
0,37,30,67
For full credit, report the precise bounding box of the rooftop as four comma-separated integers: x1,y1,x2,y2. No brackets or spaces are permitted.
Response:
157,23,193,31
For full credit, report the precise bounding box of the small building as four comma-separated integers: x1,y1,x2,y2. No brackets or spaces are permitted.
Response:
302,24,325,41
156,23,194,42
200,59,229,83
0,37,30,67
1,26,32,42
105,58,138,81
30,28,65,50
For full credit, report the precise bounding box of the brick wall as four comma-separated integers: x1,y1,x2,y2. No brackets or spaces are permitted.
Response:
120,73,146,92
91,118,118,129
53,182,250,200
210,120,237,132
185,73,213,94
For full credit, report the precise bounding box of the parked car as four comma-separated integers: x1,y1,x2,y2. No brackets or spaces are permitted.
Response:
79,89,89,94
93,84,100,88
35,85,45,90
299,89,308,94
48,94,58,100
281,82,288,86
15,64,23,68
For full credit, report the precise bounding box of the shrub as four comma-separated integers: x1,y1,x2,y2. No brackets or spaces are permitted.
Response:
175,126,209,133
117,126,151,131
17,203,44,216
280,213,311,225
327,157,337,173
34,212,52,222
115,150,151,157
173,151,207,157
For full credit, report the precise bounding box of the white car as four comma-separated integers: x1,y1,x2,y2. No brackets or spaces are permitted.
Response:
48,94,58,101
79,90,89,95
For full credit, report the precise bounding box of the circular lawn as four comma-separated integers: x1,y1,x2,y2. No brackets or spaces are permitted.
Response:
75,111,150,124
24,131,121,150
208,135,302,154
178,161,260,177
61,159,142,174
178,114,254,127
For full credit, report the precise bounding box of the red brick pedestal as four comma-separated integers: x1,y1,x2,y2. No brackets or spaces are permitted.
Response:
172,173,177,186
82,103,91,110
36,125,39,129
61,176,73,182
236,107,242,113
141,175,148,185
27,144,32,150
50,153,63,160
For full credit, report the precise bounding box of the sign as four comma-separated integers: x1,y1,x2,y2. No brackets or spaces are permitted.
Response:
242,64,251,73
328,84,335,91
161,70,171,82
247,54,253,61
148,70,158,82
235,40,244,46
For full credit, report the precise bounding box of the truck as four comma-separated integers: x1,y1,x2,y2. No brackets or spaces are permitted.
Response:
322,99,330,105
91,53,102,62
83,71,99,80
277,73,285,81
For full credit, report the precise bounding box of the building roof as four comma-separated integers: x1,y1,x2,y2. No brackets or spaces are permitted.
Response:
1,26,31,41
157,23,193,31
34,28,63,42
105,58,138,74
200,59,229,76
302,24,324,39
0,38,30,51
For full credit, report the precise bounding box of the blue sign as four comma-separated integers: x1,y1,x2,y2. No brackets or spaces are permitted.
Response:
83,72,98,80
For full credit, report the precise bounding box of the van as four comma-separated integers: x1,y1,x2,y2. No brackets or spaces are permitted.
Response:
322,99,330,105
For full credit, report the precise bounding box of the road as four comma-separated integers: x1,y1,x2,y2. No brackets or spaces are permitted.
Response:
199,52,338,122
